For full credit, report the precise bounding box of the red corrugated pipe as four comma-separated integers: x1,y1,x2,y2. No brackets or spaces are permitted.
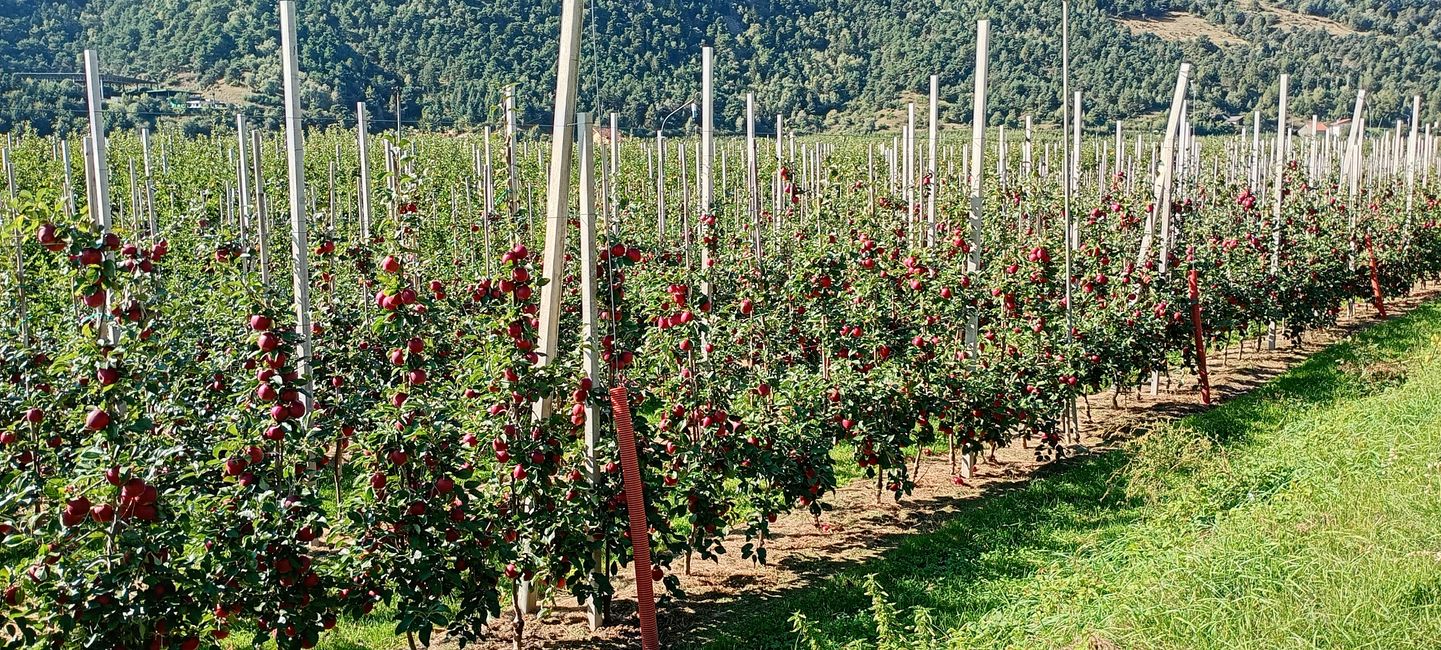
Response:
1188,264,1212,405
1365,235,1387,317
610,386,660,650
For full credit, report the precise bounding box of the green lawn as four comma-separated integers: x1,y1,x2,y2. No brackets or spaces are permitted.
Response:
692,300,1441,650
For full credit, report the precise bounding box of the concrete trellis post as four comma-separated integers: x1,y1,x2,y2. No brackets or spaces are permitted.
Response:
965,19,990,335
905,103,916,240
3,147,27,342
1250,111,1262,192
774,115,784,223
1024,115,1034,181
278,0,316,420
746,94,761,262
1308,115,1319,183
573,111,607,631
700,46,714,300
1406,95,1420,230
527,0,585,614
236,115,253,241
140,128,155,235
126,158,138,231
504,86,521,223
961,18,990,478
60,140,76,218
83,51,112,234
252,130,271,287
357,102,373,241
927,75,939,246
998,126,1008,187
1115,120,1123,178
1059,0,1073,244
656,130,666,240
1071,91,1082,203
610,112,620,230
1267,75,1289,350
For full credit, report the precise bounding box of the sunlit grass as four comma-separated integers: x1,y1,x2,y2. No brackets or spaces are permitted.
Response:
695,301,1441,650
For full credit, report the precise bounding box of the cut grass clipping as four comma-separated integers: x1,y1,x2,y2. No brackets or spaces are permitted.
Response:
696,300,1441,650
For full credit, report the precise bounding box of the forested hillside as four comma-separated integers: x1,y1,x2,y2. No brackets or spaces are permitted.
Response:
2,0,1439,135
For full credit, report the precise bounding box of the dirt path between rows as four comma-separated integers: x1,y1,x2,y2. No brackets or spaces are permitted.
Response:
461,288,1438,650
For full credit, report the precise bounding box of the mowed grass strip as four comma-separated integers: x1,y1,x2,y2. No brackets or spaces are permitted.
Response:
694,301,1441,650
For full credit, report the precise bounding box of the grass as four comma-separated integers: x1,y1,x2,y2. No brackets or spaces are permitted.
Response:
224,603,406,650
689,300,1441,650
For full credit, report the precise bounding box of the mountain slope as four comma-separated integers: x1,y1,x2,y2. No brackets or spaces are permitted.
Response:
1,0,1438,135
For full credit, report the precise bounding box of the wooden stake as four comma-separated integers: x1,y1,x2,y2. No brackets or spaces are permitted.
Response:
1137,63,1190,269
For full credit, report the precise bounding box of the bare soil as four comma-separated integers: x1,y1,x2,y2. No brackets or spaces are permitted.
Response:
1113,12,1247,47
456,287,1437,650
1264,4,1358,37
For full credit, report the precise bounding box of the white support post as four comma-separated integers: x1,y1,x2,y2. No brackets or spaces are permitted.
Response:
504,86,520,224
1071,91,1082,204
905,102,916,241
482,129,496,270
1267,74,1289,350
60,140,75,218
1406,95,1420,230
83,51,112,233
700,46,714,300
656,130,666,239
528,0,584,614
140,128,155,235
252,130,271,287
236,115,252,240
1251,111,1262,192
82,52,115,343
574,111,606,630
774,115,783,222
1024,115,1034,181
963,18,990,478
927,75,939,247
998,126,1008,188
4,146,27,342
278,0,315,415
609,112,620,229
1115,120,1123,178
1308,115,1319,183
746,93,761,261
356,102,373,241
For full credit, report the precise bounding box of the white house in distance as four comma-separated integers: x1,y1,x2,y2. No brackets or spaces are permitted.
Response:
1300,118,1350,138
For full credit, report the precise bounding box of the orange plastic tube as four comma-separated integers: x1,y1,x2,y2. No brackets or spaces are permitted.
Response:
1188,268,1212,405
610,386,660,650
